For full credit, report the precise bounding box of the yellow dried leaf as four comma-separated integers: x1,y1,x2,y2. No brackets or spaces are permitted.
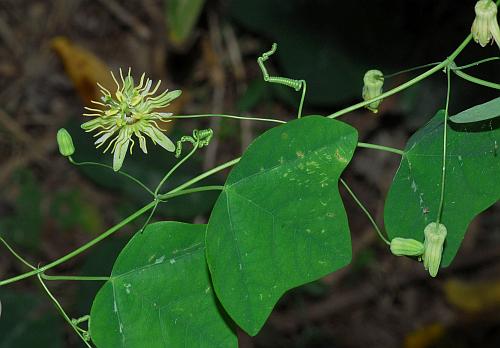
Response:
404,323,445,348
444,278,500,313
51,37,115,106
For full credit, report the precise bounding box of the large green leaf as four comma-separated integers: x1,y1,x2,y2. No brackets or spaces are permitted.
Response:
206,116,357,335
385,111,500,267
90,222,237,348
450,97,500,123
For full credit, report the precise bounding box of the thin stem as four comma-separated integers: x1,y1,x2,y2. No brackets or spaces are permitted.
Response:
383,62,441,79
357,142,404,156
0,236,36,270
69,157,154,196
168,114,286,124
158,185,224,200
297,81,307,119
436,67,451,224
41,273,109,281
154,142,199,196
0,201,156,286
327,34,472,119
340,178,390,245
138,200,159,233
452,56,499,70
452,69,500,90
37,274,92,347
166,157,240,194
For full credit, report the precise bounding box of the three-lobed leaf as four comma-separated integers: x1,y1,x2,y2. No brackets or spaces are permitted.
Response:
206,116,358,335
385,110,500,267
90,222,237,348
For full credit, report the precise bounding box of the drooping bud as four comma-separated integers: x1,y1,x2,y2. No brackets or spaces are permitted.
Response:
57,128,75,157
471,0,500,49
390,238,424,257
362,70,384,113
423,222,447,277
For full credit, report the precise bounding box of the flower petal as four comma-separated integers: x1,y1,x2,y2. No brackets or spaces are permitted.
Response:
95,126,118,145
142,124,175,152
113,134,130,171
135,130,148,153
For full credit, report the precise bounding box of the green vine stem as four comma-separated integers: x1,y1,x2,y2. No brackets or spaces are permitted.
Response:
155,141,200,196
0,236,36,270
69,157,154,196
41,274,109,281
168,114,286,124
383,62,441,79
436,67,452,224
157,185,224,200
357,142,404,156
37,274,92,347
166,157,241,194
452,56,499,70
340,178,390,245
452,68,500,89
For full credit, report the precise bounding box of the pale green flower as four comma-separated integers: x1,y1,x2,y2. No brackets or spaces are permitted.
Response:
423,222,447,277
82,68,181,171
362,69,384,113
471,0,500,49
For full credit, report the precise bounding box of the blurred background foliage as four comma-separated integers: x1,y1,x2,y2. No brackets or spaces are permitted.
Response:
0,0,499,347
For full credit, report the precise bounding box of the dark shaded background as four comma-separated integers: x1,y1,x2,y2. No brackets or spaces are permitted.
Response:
0,0,499,347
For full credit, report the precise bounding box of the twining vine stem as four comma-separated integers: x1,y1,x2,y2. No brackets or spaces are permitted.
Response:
436,67,452,224
69,157,154,196
357,142,404,156
155,141,200,196
41,274,110,281
169,114,286,124
37,274,92,347
340,178,390,245
452,68,500,90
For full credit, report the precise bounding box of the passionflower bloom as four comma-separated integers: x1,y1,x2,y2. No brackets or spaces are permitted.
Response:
471,0,500,48
423,222,447,278
82,69,181,171
362,69,384,113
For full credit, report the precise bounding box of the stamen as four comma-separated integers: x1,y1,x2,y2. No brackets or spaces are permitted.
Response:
110,71,120,92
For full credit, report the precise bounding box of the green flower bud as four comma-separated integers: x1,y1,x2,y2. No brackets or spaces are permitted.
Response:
390,238,424,256
423,222,447,278
471,0,500,48
362,70,384,113
57,128,75,157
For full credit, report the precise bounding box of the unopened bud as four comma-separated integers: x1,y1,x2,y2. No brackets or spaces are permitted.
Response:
390,238,424,256
362,70,384,113
471,0,500,48
423,222,447,277
57,128,75,157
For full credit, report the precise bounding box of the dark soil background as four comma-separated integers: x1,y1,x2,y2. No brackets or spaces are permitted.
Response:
0,0,499,347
